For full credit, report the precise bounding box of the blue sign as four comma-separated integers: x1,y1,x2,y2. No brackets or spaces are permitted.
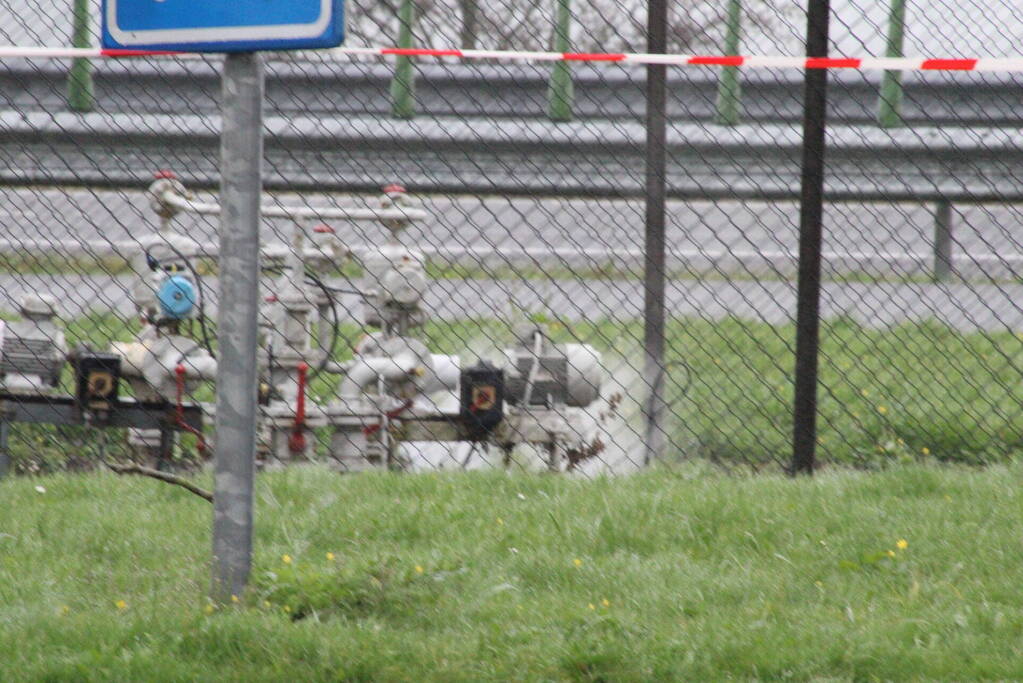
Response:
102,0,344,52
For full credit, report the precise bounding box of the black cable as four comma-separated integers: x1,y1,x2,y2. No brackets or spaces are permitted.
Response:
301,269,342,378
262,265,358,379
322,283,369,297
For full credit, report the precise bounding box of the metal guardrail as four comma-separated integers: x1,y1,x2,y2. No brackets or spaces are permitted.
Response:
3,109,1022,200
3,60,1023,126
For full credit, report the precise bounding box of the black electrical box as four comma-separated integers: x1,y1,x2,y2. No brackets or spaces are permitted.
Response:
72,350,122,413
460,361,504,439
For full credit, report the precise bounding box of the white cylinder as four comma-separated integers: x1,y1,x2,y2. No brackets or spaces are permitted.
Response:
564,343,602,408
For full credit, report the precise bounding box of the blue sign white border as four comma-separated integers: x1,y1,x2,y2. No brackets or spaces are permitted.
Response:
102,0,343,52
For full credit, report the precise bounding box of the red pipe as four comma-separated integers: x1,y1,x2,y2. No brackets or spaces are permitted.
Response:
288,362,309,454
175,363,207,455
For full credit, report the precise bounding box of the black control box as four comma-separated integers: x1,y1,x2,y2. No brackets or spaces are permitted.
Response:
72,350,122,413
460,362,504,439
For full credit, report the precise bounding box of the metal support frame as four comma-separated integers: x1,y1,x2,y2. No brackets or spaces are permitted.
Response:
715,0,743,126
792,0,832,476
391,0,417,119
68,0,94,112
643,0,668,465
0,394,203,479
548,0,575,122
878,0,907,128
212,52,264,603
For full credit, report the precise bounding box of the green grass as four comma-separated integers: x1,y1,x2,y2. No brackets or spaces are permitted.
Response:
6,310,1023,472
2,465,1023,680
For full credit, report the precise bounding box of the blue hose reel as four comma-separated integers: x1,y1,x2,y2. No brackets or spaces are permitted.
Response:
157,275,197,320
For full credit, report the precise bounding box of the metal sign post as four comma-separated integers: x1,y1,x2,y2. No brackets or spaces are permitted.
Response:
101,2,344,602
211,52,264,602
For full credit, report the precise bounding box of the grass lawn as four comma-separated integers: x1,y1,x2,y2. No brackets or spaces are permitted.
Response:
2,465,1023,680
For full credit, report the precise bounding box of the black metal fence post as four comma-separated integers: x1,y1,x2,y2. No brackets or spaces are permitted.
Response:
643,0,669,465
792,0,832,475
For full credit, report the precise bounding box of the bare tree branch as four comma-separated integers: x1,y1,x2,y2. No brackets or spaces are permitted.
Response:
105,462,213,503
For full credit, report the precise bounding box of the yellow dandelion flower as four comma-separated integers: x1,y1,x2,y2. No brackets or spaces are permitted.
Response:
588,603,595,610
283,605,291,613
415,565,424,574
573,558,583,568
231,595,239,604
921,447,930,456
896,539,908,550
601,598,611,608
326,552,335,561
115,600,128,610
887,550,896,558
877,405,888,415
282,554,292,565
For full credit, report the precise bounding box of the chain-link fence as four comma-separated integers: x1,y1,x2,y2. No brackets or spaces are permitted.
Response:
2,0,1023,477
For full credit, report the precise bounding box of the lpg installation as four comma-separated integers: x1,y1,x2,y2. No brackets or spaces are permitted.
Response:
0,176,610,475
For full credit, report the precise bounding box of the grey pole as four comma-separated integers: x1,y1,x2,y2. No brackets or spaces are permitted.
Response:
933,200,954,282
0,418,9,479
643,0,668,465
212,52,264,602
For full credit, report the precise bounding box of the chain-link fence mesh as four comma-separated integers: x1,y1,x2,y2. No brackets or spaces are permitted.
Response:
2,0,1023,476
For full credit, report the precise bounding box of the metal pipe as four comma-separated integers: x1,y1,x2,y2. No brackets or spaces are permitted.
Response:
157,189,428,222
792,0,832,477
340,354,418,398
211,52,263,603
643,0,668,466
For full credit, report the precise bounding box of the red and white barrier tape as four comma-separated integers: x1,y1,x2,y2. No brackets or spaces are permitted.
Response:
3,44,1023,73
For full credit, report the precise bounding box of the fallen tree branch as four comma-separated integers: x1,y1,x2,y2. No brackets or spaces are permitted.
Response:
105,462,213,503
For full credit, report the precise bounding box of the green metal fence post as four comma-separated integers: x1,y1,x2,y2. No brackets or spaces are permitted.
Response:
390,0,417,119
878,0,906,128
715,0,743,126
547,0,575,122
68,0,95,112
